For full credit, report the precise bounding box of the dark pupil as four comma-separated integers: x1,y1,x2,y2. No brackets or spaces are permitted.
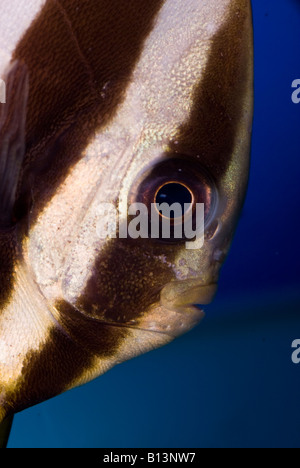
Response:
155,183,192,218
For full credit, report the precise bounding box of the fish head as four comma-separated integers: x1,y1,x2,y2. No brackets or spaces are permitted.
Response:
0,0,253,420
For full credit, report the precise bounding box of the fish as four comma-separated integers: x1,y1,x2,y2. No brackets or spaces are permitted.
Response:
0,0,253,430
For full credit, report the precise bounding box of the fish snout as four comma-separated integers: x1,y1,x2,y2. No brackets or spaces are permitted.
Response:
137,280,217,339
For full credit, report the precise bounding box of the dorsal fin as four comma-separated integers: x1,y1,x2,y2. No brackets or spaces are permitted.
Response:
0,61,28,228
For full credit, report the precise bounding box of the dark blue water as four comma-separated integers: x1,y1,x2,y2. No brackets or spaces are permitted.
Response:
8,0,300,448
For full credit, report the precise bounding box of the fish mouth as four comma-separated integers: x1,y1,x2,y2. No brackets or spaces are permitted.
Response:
136,280,218,338
160,280,218,309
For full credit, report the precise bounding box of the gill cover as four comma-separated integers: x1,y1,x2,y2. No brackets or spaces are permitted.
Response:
0,0,253,421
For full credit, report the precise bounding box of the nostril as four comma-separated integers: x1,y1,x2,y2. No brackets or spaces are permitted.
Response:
213,248,226,263
205,219,219,240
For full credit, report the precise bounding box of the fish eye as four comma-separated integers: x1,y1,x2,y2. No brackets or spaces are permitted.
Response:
128,157,218,242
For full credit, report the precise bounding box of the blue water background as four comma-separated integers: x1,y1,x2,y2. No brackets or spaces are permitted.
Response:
8,0,300,448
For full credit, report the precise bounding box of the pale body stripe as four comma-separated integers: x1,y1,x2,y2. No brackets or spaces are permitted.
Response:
0,261,54,419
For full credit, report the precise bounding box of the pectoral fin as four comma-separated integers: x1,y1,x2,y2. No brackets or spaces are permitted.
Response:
0,61,28,227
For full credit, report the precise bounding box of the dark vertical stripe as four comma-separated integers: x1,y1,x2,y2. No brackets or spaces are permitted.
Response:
169,0,252,178
75,238,176,323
